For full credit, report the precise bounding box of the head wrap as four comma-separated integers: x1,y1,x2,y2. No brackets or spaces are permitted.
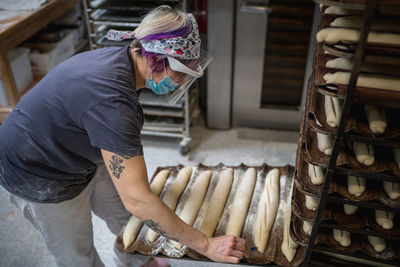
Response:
105,14,200,60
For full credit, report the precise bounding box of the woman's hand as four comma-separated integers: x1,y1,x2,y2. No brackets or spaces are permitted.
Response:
203,235,250,264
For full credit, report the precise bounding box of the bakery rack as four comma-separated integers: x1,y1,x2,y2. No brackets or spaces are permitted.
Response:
290,0,400,266
82,0,198,154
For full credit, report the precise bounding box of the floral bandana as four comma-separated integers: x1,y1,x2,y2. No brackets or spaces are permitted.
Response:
105,13,201,60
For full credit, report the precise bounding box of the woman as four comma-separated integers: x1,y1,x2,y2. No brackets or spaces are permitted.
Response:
0,5,249,267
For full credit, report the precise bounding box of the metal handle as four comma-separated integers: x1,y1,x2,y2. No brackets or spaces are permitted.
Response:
240,2,271,14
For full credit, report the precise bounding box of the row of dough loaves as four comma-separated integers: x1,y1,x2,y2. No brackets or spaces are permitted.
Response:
121,167,299,262
322,95,388,135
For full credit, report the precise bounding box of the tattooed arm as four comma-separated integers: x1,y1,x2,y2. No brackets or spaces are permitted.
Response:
101,149,249,263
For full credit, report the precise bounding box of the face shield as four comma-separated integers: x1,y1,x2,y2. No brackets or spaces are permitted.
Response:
164,49,213,104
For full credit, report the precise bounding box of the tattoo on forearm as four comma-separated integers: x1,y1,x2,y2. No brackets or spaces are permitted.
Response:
109,154,129,179
143,220,179,242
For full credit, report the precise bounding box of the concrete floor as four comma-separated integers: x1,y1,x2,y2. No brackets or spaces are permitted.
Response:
0,125,297,267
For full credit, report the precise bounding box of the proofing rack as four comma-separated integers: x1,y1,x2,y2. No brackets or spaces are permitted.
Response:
82,0,197,154
291,0,400,266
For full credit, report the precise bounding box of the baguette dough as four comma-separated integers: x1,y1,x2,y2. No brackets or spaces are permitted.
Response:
324,6,360,15
333,229,351,247
303,220,313,236
199,168,234,237
368,236,387,253
281,199,299,262
383,181,400,200
393,148,400,170
122,169,170,249
172,170,212,250
343,204,358,215
325,57,398,76
317,132,334,155
308,163,325,185
331,17,400,33
147,167,192,243
316,27,400,46
375,210,394,230
254,168,280,253
305,195,319,211
364,105,387,134
347,176,367,197
326,57,352,70
225,168,257,237
323,72,400,92
325,95,342,128
353,142,375,166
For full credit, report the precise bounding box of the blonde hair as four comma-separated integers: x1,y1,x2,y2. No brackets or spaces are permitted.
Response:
133,5,189,39
131,5,191,71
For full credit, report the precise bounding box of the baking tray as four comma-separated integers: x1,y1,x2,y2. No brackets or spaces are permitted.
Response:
295,153,335,196
308,84,400,142
116,163,306,266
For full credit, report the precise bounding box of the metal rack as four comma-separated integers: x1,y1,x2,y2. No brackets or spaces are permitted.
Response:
291,0,400,266
82,0,197,154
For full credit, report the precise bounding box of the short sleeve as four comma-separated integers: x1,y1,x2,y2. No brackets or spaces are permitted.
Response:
81,97,144,157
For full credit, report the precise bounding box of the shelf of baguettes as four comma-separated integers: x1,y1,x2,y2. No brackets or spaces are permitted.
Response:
292,184,400,239
312,5,400,108
295,153,400,204
115,163,306,266
301,124,400,182
307,83,400,147
290,209,400,264
299,162,400,210
291,204,400,246
292,194,400,241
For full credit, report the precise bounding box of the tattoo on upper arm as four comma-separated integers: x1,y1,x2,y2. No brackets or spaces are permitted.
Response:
109,154,131,179
143,220,179,242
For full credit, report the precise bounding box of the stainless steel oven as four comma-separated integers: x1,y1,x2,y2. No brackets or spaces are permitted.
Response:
232,0,320,130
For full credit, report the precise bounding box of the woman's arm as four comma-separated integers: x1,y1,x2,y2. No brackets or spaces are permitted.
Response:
101,150,249,263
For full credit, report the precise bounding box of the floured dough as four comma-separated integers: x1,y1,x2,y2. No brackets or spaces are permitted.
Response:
393,148,400,170
343,204,358,215
325,57,397,75
353,142,375,166
147,167,192,243
347,176,366,197
368,235,387,253
375,210,394,230
281,198,299,262
325,95,342,128
254,168,280,253
122,169,170,249
305,195,319,211
308,163,325,185
316,27,400,46
333,229,351,247
323,72,400,92
199,168,234,237
330,16,400,33
225,168,257,237
303,220,313,236
364,105,387,134
383,181,400,200
326,57,352,70
317,132,334,155
172,170,212,250
324,6,359,15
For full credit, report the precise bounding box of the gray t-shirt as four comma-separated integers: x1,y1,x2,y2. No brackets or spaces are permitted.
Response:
0,46,143,203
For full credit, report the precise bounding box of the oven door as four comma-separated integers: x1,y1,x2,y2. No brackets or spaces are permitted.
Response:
232,0,318,130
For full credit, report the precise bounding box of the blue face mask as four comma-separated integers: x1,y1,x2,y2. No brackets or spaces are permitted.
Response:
145,62,179,95
145,76,178,95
